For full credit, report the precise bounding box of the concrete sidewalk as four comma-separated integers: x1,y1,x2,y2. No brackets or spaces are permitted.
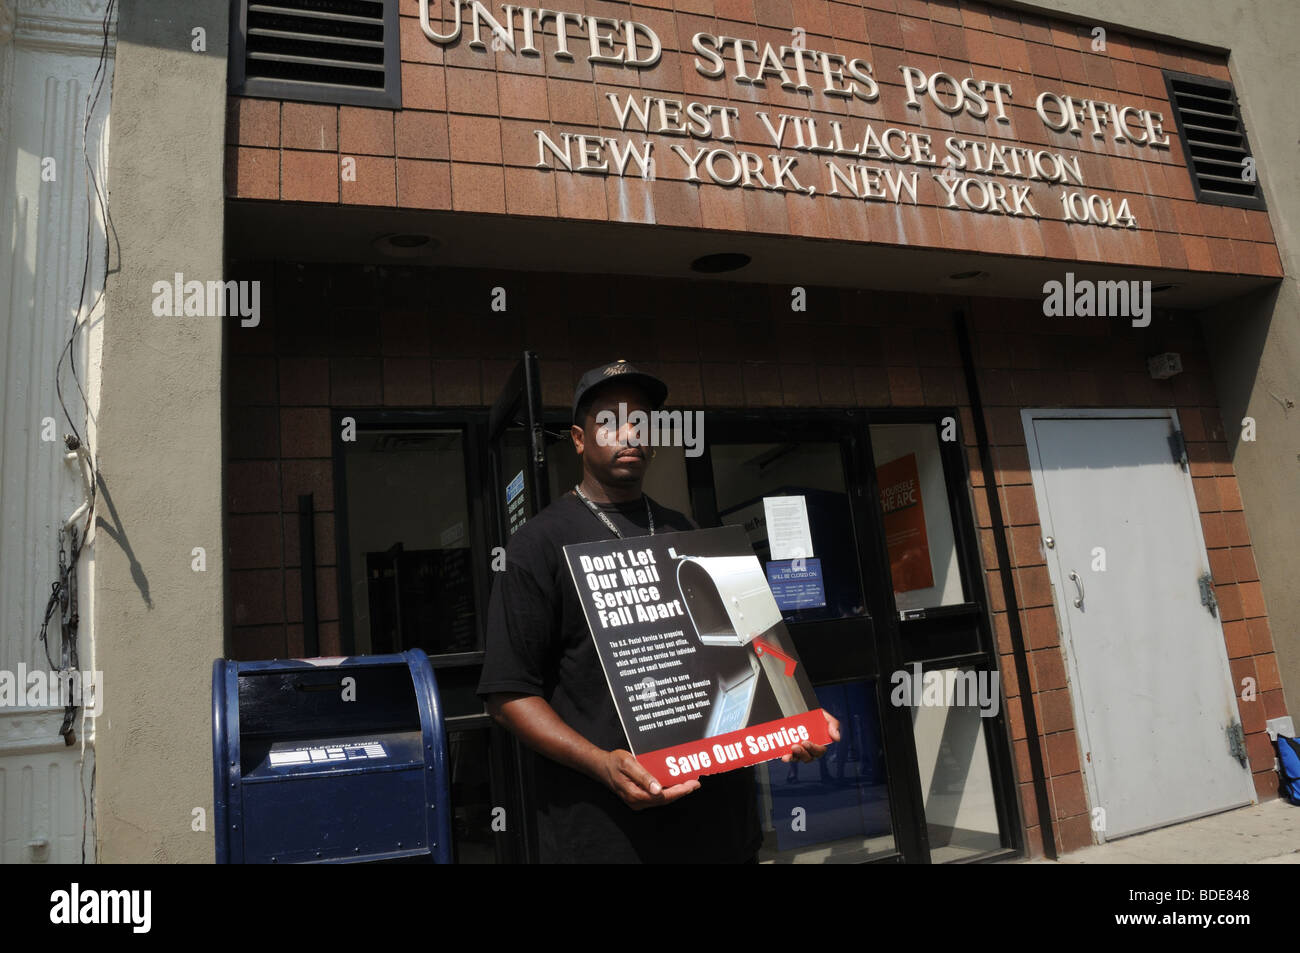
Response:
1022,799,1300,863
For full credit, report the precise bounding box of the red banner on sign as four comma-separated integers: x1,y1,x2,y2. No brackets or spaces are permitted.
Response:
639,709,832,786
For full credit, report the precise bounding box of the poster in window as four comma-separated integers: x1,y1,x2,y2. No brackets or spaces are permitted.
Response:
877,453,935,593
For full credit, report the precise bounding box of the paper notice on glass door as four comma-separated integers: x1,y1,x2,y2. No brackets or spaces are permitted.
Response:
763,496,814,561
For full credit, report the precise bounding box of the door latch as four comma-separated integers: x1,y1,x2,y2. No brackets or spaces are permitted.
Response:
1198,572,1218,617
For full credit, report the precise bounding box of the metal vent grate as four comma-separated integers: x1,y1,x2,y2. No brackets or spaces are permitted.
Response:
231,0,401,109
1163,70,1264,209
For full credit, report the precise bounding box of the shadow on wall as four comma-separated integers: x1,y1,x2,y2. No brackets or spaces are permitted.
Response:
1199,281,1284,461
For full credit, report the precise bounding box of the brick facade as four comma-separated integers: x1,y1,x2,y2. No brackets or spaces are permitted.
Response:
227,0,1281,276
223,260,1289,858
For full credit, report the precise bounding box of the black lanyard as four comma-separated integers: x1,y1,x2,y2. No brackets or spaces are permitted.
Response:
573,485,654,539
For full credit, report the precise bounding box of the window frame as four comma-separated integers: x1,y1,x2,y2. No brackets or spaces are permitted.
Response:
331,409,492,661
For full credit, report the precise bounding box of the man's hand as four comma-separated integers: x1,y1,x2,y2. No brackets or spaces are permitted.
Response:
600,749,701,810
780,709,842,764
488,694,701,811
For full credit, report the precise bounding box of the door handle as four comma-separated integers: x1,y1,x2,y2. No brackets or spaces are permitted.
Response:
1068,570,1084,609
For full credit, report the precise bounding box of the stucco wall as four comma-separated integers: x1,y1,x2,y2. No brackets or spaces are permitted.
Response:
96,0,228,863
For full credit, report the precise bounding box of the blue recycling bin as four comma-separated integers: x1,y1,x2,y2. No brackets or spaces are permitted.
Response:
211,649,451,863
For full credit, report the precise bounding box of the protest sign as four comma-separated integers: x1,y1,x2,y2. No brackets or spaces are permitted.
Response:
563,524,830,785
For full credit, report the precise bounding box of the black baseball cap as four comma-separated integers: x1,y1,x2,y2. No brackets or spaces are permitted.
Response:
572,360,669,425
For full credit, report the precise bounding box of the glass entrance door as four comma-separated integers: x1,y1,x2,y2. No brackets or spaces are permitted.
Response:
686,412,917,863
686,410,1018,863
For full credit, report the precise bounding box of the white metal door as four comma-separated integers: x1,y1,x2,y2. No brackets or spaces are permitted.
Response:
1023,410,1256,840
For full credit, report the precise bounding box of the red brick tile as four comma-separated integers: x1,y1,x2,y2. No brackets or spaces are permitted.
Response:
605,175,656,224
229,356,276,405
449,114,504,163
1216,474,1243,510
395,110,449,160
717,0,756,23
1239,692,1267,734
1200,513,1227,550
231,570,286,626
1024,606,1060,650
229,96,280,147
742,362,784,407
276,356,327,406
280,459,334,511
341,155,397,206
451,162,506,213
498,72,549,120
1217,583,1244,622
652,177,702,227
281,102,337,151
1246,730,1274,772
227,146,279,200
1010,525,1044,566
815,364,855,406
1058,813,1094,853
279,407,331,458
401,62,447,111
396,158,451,210
282,150,339,203
226,461,281,513
1223,619,1252,659
1032,647,1067,693
1015,565,1053,608
1239,581,1267,620
339,107,395,156
1208,547,1235,585
1192,476,1223,512
698,185,746,231
1253,769,1280,801
228,514,281,571
1223,510,1250,547
1046,731,1081,777
1004,484,1039,526
433,359,482,405
505,166,559,216
853,365,890,406
330,357,382,405
1037,689,1075,734
1247,617,1274,656
554,172,608,220
399,13,443,64
1261,688,1286,721
887,365,923,405
446,65,499,114
383,357,433,406
548,78,600,126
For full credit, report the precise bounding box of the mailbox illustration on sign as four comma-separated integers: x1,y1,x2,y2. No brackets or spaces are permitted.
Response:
676,555,783,647
674,552,807,722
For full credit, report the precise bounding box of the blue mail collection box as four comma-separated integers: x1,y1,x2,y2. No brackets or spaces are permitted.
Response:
211,649,451,864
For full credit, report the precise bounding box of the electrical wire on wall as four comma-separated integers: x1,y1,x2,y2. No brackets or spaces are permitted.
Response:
34,0,117,864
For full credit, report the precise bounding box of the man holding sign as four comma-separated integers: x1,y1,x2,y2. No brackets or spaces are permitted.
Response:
477,360,839,863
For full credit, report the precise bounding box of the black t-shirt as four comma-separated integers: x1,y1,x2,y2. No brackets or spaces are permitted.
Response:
476,490,763,863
